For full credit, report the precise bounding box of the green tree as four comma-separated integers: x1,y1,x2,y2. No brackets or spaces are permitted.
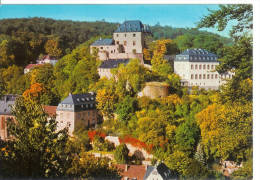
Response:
67,153,120,178
0,96,69,178
0,65,27,95
115,95,138,125
0,39,15,67
197,5,252,38
175,118,200,152
114,144,129,164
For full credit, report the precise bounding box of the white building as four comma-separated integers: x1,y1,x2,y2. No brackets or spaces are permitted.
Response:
174,49,234,90
36,55,58,66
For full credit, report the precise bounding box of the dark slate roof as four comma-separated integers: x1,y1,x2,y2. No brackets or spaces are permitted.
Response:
57,92,96,112
115,20,151,33
143,163,174,180
175,48,218,62
99,59,130,69
0,95,18,115
91,38,114,46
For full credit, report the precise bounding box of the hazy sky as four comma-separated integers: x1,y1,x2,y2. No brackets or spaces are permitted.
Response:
0,4,232,37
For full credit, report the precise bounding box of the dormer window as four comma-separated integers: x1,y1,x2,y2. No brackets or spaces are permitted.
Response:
133,33,136,37
116,34,119,37
77,98,80,102
124,34,127,37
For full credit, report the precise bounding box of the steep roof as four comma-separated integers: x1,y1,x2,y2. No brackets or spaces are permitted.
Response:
25,64,43,69
0,95,18,115
91,38,113,46
143,163,174,180
116,164,146,180
57,92,96,112
99,59,129,69
43,105,57,117
175,48,218,62
115,20,151,33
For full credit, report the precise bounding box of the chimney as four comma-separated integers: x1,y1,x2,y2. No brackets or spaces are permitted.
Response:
125,164,129,172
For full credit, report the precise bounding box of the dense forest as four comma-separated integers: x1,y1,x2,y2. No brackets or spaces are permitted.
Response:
0,4,253,179
0,17,232,67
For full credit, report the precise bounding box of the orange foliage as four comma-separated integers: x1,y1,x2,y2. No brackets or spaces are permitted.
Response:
23,83,45,100
119,135,153,153
88,130,106,141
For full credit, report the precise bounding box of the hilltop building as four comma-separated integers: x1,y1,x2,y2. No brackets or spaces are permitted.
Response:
90,20,152,79
90,20,151,62
36,55,58,66
24,55,59,74
56,92,101,135
174,48,234,90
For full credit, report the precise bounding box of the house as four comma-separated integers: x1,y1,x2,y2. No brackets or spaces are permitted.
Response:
24,64,43,74
90,20,151,62
24,55,59,74
98,59,130,79
116,164,147,180
0,95,17,140
56,92,101,135
36,55,58,66
143,163,175,180
174,48,234,90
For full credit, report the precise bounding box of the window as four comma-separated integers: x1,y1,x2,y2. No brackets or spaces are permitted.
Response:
100,47,103,50
1,117,5,130
133,41,136,46
116,34,119,37
111,50,113,53
133,33,136,37
191,65,193,69
207,65,210,69
203,74,206,79
191,74,194,79
203,65,206,69
195,64,198,69
211,74,214,79
215,74,218,79
195,74,198,79
199,74,201,79
207,74,210,79
116,41,119,45
211,65,214,69
199,65,201,69
124,41,127,46
124,34,127,37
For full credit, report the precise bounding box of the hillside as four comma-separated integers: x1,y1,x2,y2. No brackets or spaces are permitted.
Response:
0,17,232,67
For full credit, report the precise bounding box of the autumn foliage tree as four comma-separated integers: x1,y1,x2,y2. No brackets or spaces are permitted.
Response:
44,38,62,58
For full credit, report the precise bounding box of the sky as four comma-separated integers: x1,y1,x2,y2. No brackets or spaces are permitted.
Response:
0,4,232,37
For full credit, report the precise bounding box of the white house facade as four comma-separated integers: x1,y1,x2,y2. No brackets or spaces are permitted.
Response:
174,49,234,90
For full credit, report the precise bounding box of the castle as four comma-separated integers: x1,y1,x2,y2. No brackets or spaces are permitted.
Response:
90,20,151,62
91,20,233,90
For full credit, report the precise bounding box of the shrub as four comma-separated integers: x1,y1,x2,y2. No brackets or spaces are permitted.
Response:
114,144,129,164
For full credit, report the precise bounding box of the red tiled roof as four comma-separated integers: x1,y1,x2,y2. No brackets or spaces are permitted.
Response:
43,105,57,117
116,164,146,180
25,64,42,69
